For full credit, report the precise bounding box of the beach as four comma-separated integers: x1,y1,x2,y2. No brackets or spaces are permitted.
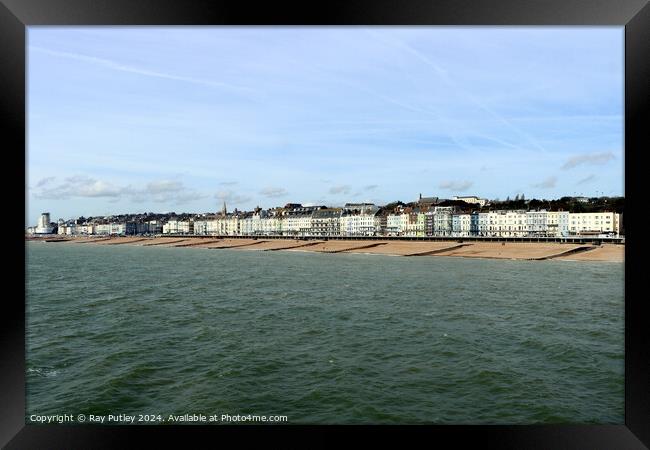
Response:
28,236,624,262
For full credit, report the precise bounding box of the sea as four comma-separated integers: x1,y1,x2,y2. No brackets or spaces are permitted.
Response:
25,241,624,424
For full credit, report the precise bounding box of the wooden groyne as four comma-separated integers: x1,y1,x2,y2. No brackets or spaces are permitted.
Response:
324,242,388,254
72,238,113,244
265,241,325,251
141,239,188,246
404,243,470,257
173,239,223,247
104,238,150,245
529,245,597,261
208,240,269,249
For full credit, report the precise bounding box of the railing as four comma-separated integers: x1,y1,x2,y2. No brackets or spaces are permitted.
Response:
148,233,624,244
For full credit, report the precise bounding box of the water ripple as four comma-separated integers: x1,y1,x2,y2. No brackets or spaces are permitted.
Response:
26,242,624,424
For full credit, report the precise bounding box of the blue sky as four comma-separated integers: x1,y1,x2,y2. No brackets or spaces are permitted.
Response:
27,27,624,225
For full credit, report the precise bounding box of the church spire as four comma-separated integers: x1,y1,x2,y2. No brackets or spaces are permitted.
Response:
222,201,227,216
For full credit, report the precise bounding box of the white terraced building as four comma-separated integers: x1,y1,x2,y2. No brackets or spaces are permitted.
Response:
240,212,266,235
259,216,282,235
311,209,342,236
526,210,548,237
452,213,472,237
500,210,528,237
568,212,620,236
193,219,209,235
193,218,228,235
477,212,489,236
162,220,194,234
478,210,528,237
282,213,313,237
51,208,620,239
192,216,241,235
340,213,379,236
95,224,110,235
403,212,425,237
433,207,454,236
385,214,404,236
546,211,569,237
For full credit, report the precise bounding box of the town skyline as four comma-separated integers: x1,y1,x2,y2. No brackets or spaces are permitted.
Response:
31,192,623,239
27,27,623,225
35,192,624,224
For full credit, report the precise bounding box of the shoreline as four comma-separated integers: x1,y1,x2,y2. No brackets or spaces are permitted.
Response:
26,236,624,262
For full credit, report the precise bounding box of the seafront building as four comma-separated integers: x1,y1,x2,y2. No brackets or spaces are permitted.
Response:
283,210,315,237
452,196,488,208
433,206,455,236
29,212,54,235
547,211,569,237
311,208,342,237
386,214,403,236
33,195,623,239
568,212,620,236
452,213,472,237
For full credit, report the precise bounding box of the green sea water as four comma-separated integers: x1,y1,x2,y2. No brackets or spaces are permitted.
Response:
25,241,624,424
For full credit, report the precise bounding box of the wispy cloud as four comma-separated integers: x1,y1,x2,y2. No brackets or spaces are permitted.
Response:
218,181,238,186
438,180,473,191
364,29,548,153
259,187,288,198
29,46,254,94
329,185,352,195
364,184,379,191
531,176,557,189
561,151,615,169
577,174,597,185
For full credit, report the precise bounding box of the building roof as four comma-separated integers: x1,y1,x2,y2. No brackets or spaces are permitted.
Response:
417,194,439,205
312,208,342,219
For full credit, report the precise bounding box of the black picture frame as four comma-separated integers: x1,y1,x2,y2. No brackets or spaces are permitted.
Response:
4,0,649,448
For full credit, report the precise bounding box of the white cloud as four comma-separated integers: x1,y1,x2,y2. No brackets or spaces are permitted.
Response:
32,175,205,204
214,190,251,205
34,175,125,199
438,180,473,191
561,151,615,169
577,174,597,185
329,185,351,195
531,176,557,189
259,187,288,198
131,180,205,204
36,176,56,188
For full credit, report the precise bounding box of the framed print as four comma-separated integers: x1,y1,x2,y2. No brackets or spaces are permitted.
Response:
3,0,649,448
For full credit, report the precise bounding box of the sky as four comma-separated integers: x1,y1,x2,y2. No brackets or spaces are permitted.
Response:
27,27,624,225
